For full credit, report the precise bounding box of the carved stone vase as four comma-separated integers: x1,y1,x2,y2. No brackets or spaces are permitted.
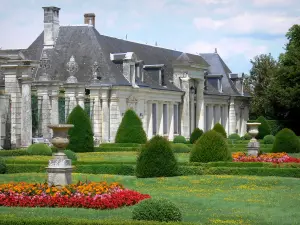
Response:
246,122,261,157
46,124,74,187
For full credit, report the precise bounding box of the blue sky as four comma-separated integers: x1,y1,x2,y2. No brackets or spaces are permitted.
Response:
0,0,299,73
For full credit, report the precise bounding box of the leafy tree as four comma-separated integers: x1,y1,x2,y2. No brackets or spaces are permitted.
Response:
256,116,271,139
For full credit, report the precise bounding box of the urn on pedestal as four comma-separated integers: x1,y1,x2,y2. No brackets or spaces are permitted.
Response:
46,124,74,187
246,122,261,157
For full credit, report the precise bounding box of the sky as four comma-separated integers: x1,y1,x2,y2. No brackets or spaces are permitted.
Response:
0,0,299,73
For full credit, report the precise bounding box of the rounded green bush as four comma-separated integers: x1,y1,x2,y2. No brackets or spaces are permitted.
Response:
64,150,77,161
171,143,190,153
26,143,52,156
115,109,147,144
212,123,227,138
241,133,252,140
190,130,231,163
263,135,275,144
228,133,240,140
0,157,7,174
136,135,178,178
173,135,186,144
272,128,300,153
190,128,203,144
256,116,271,139
67,105,94,152
132,198,182,222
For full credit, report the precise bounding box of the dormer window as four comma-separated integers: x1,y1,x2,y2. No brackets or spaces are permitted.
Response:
206,74,223,93
143,64,165,86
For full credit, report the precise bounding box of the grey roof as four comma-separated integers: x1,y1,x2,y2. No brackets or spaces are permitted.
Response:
200,53,243,96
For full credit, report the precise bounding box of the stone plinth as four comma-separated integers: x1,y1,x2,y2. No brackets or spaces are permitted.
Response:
247,141,260,156
247,122,261,157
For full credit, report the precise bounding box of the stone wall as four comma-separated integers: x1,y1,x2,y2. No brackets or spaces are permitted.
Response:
0,94,10,149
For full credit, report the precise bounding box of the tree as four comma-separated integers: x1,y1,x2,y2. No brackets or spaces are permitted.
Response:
67,105,94,152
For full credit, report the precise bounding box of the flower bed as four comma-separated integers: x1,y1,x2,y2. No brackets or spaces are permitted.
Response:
0,181,150,209
232,152,300,163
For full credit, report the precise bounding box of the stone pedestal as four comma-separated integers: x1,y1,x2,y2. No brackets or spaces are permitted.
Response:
247,141,260,157
247,122,261,157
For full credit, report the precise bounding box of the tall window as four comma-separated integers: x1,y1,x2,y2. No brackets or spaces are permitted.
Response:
174,104,178,134
163,104,168,134
130,65,134,83
152,103,157,135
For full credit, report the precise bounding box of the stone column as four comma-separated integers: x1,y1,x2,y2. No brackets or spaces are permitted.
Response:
147,101,153,140
109,97,120,142
229,98,236,135
20,75,32,147
180,77,190,138
215,105,221,125
50,85,59,125
196,80,205,131
90,89,101,146
101,88,110,143
77,87,85,109
168,102,174,141
190,94,195,133
142,99,148,137
224,104,229,134
242,105,249,135
65,85,77,116
207,104,214,130
37,85,51,140
158,101,163,135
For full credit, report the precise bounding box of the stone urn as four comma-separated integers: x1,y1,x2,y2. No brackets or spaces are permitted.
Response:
246,122,261,157
46,124,74,187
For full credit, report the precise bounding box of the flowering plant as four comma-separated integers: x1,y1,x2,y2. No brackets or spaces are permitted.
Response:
0,181,150,209
232,152,300,163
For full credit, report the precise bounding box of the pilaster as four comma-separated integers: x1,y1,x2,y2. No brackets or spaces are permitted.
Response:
77,87,85,109
215,105,221,125
180,77,190,138
207,104,214,130
109,96,119,142
90,89,101,146
50,84,59,125
147,100,153,140
224,104,229,135
101,88,110,143
229,98,236,134
196,81,205,131
168,102,174,141
37,85,51,140
158,101,163,135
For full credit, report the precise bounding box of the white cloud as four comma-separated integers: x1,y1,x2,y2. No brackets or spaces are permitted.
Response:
252,0,296,6
184,0,235,4
184,38,269,60
193,13,300,35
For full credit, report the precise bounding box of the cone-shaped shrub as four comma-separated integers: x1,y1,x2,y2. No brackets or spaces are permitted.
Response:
212,123,227,138
136,135,178,178
190,130,231,163
115,109,147,144
256,116,271,139
190,128,203,144
272,128,300,153
67,105,94,152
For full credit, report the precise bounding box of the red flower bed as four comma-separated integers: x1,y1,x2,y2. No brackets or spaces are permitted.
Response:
232,152,300,163
0,181,150,209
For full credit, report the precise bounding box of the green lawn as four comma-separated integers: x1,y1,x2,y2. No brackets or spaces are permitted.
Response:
0,173,300,224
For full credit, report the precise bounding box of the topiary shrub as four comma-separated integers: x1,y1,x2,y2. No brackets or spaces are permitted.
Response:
272,128,300,153
228,133,240,140
67,105,94,152
263,135,275,144
212,123,227,138
190,130,231,163
190,128,203,144
173,135,186,144
132,198,182,222
171,143,190,153
136,135,178,178
241,133,252,140
26,143,52,156
0,157,6,174
115,109,147,144
64,150,77,161
256,116,271,139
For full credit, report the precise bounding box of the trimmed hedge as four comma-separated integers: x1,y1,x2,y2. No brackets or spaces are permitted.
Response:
115,109,147,144
212,123,227,138
136,135,178,178
0,157,6,174
263,135,275,144
171,143,190,153
67,105,94,153
100,143,142,148
26,143,52,156
173,135,187,144
256,116,271,139
241,133,252,140
0,149,28,157
64,150,77,161
228,133,240,140
190,128,203,144
95,147,140,152
272,128,300,153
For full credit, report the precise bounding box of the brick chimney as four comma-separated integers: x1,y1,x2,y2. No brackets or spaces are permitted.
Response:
84,13,95,27
42,6,60,48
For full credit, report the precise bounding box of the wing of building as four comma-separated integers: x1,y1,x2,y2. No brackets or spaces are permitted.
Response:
0,6,250,149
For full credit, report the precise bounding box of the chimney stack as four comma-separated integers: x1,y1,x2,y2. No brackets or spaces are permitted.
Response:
42,6,60,48
84,13,95,27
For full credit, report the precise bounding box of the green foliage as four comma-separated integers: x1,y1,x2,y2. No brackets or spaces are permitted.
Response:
171,143,190,153
0,149,29,157
31,95,38,135
267,120,284,135
95,147,141,152
228,133,241,140
115,109,147,144
263,135,275,144
100,143,142,147
212,123,227,138
190,128,203,144
136,135,178,178
64,150,77,161
256,116,271,139
0,157,7,174
241,133,252,140
67,105,94,152
173,135,186,144
190,130,231,163
26,143,52,156
132,198,182,222
272,128,300,153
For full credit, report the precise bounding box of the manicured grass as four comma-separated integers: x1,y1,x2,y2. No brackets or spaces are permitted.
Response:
0,173,300,224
